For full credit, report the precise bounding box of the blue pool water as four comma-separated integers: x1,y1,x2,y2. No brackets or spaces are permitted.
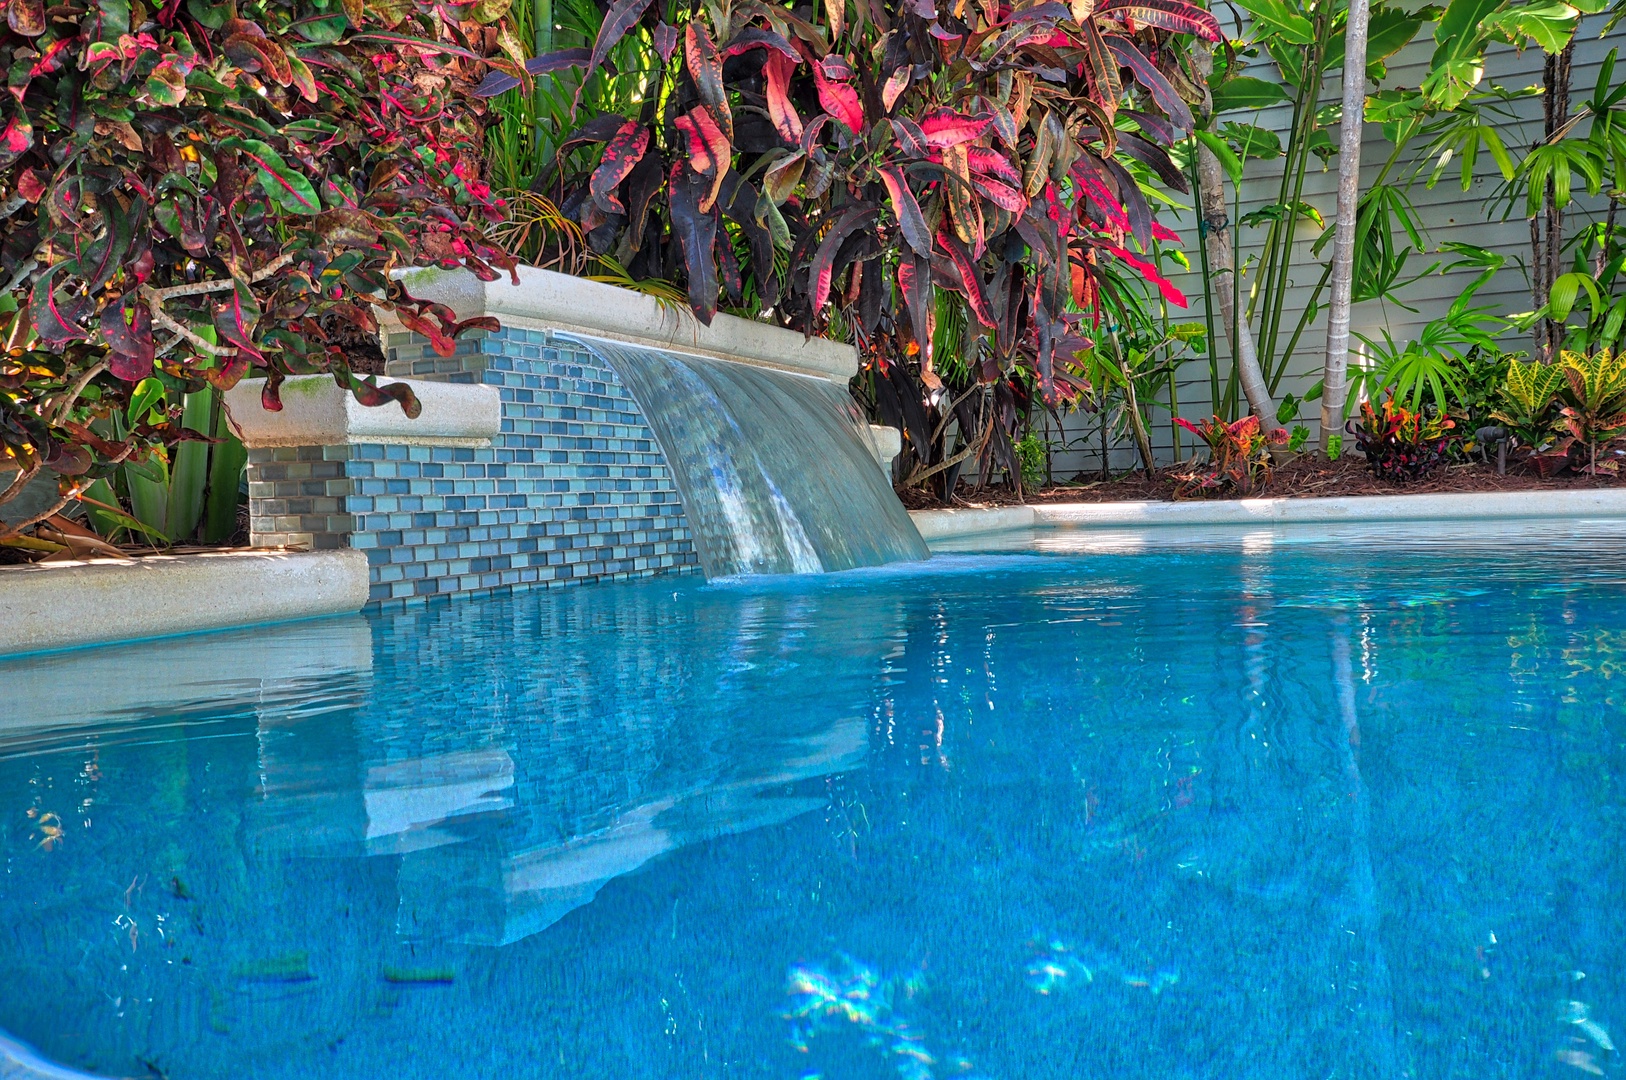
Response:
3,523,1625,1079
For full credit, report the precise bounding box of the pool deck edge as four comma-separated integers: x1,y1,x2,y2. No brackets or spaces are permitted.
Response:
911,488,1626,541
0,549,370,658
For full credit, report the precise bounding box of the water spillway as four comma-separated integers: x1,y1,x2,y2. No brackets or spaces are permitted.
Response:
579,335,929,578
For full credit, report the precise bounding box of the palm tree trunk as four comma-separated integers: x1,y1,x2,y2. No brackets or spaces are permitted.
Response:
1318,0,1371,445
1194,44,1276,423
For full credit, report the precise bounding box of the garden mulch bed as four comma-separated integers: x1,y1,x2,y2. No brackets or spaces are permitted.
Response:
895,456,1626,510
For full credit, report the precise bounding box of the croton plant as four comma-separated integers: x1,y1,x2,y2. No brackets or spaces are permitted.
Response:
0,0,525,531
487,0,1217,489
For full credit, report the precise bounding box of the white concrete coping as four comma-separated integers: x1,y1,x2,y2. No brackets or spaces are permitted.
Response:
912,505,1037,541
0,549,370,657
385,265,858,386
869,424,902,477
223,374,501,448
911,488,1626,542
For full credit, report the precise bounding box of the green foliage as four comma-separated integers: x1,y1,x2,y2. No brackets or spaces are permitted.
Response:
1555,349,1626,472
1422,0,1582,108
1013,433,1048,488
0,0,520,535
1316,246,1510,419
1491,356,1567,449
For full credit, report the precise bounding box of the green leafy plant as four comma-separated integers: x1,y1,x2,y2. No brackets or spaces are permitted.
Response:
1171,413,1286,497
1489,355,1566,453
1554,348,1626,473
0,0,522,540
1013,432,1048,489
1347,394,1456,482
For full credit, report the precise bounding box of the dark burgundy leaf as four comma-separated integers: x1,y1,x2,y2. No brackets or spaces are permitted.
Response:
101,298,154,381
474,48,597,97
889,117,929,157
809,207,877,313
1107,37,1194,133
716,231,742,306
654,21,679,62
590,120,650,214
29,263,90,345
723,27,798,60
897,251,931,361
1121,109,1175,147
582,0,655,100
936,227,997,328
669,166,719,324
1116,132,1189,193
879,165,931,258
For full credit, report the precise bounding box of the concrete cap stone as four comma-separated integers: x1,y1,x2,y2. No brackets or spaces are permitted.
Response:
224,375,501,448
382,265,858,385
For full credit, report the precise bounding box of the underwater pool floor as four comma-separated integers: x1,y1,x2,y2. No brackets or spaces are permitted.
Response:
2,521,1624,1079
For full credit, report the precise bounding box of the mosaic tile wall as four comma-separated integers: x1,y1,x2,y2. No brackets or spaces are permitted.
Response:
245,328,699,606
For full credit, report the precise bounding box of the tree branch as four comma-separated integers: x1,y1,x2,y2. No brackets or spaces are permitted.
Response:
52,360,108,426
0,461,39,506
0,445,134,542
147,306,238,356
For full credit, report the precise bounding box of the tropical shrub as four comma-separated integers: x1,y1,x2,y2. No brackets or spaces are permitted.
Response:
1490,356,1566,455
1171,413,1285,497
1347,394,1455,483
484,0,1221,487
0,0,521,539
1554,349,1626,474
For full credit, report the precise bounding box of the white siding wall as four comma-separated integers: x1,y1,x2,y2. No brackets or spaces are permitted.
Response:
1039,16,1624,479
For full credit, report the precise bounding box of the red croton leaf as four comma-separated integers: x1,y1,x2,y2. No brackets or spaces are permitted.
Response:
1099,0,1222,41
590,120,650,214
966,147,1021,187
812,58,864,135
683,106,732,213
918,109,990,149
684,21,732,140
878,165,931,258
762,51,804,143
1102,243,1188,307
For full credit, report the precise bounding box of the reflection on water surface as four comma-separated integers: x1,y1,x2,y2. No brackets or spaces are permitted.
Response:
2,528,1625,1079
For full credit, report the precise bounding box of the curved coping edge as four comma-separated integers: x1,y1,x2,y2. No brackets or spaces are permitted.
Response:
0,549,371,658
911,488,1626,542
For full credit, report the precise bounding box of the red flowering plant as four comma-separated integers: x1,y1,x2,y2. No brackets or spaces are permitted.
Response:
1171,413,1287,497
1347,393,1456,483
0,0,523,539
486,0,1216,494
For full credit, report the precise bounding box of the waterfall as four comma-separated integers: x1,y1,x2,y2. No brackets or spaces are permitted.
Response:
574,335,929,577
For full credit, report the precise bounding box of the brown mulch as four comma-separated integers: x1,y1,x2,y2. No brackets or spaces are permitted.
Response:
896,455,1626,510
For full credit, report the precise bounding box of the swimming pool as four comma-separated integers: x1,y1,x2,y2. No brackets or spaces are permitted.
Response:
3,522,1623,1079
